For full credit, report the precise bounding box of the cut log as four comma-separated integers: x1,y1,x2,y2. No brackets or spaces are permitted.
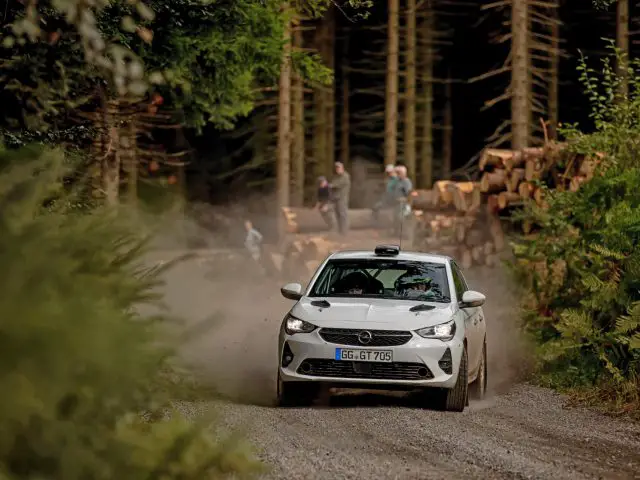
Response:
486,194,499,215
518,181,535,199
410,189,436,210
497,191,522,210
465,229,485,247
533,187,544,205
448,183,468,212
468,184,482,212
281,207,395,233
488,215,505,251
507,168,525,192
433,180,454,206
459,247,473,269
479,148,512,171
480,169,508,193
455,221,466,243
483,240,494,257
471,245,484,263
485,253,497,267
525,159,543,181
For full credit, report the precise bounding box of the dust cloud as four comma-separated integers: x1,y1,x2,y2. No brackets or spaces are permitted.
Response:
142,197,531,408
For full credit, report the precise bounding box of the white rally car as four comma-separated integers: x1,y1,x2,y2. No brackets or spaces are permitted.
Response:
276,244,488,412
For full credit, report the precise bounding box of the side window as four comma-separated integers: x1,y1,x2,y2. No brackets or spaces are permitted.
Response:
451,263,467,300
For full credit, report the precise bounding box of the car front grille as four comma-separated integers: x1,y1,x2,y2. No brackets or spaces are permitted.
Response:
296,359,433,381
319,328,413,347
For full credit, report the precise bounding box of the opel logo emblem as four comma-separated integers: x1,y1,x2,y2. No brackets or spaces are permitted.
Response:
358,330,373,345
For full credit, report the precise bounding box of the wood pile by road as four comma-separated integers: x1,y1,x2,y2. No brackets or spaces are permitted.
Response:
281,206,395,234
408,141,602,267
409,181,504,269
478,142,600,233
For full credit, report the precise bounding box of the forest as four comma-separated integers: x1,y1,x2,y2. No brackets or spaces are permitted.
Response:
0,0,639,477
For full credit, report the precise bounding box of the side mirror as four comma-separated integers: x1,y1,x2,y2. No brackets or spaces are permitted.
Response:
460,290,486,308
281,282,303,301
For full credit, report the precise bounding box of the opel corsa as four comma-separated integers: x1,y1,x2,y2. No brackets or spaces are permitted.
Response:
276,245,488,412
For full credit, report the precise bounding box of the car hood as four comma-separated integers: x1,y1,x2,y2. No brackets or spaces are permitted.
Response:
290,297,454,330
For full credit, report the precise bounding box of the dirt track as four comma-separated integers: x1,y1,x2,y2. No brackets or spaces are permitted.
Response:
155,230,640,480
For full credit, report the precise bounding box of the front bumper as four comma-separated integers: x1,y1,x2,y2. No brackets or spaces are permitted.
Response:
278,329,464,389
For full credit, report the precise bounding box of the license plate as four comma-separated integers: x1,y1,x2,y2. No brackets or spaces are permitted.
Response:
335,348,393,363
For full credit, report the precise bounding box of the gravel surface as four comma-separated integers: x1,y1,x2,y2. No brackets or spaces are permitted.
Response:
179,384,640,480
157,231,640,480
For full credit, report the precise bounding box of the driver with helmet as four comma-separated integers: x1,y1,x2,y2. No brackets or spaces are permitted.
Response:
394,271,433,299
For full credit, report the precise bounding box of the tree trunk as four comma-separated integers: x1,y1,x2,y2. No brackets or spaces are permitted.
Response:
313,18,327,178
442,73,452,178
101,97,120,206
102,123,120,206
404,0,417,180
511,0,530,150
548,2,559,140
291,20,305,207
324,7,336,172
385,0,400,166
340,35,350,167
419,2,434,188
276,20,292,239
123,118,137,205
616,0,629,99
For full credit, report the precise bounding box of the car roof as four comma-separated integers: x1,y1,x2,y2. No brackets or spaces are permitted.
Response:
326,249,451,265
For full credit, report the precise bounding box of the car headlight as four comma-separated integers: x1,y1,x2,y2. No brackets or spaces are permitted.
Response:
415,319,456,341
284,314,317,335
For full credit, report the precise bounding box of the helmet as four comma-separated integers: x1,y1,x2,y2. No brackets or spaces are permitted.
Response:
395,273,432,291
337,271,369,294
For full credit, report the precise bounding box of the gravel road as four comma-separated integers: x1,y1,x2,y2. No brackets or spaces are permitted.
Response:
155,232,640,480
184,384,640,480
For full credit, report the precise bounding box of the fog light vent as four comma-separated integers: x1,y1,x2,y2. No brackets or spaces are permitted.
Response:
281,342,294,368
438,348,453,374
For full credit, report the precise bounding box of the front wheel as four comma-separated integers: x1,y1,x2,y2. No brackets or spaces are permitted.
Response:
276,371,317,407
470,340,488,401
433,345,469,412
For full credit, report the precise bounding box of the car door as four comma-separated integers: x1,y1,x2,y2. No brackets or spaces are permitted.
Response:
451,262,482,376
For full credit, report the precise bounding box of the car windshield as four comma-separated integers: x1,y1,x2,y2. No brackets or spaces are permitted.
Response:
309,259,451,303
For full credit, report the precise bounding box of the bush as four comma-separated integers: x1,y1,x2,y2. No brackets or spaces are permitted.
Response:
0,147,262,479
512,49,640,413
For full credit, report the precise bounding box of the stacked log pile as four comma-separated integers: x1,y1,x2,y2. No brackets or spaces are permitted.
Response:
409,181,504,269
479,142,599,234
281,207,395,234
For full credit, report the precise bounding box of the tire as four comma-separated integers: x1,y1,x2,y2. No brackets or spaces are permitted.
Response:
470,340,488,401
433,344,469,412
276,371,317,407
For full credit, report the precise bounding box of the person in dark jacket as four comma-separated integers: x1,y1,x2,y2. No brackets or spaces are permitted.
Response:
314,176,334,229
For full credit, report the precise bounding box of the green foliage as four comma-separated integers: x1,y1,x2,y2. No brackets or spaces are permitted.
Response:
137,0,289,131
2,0,344,137
512,49,640,409
0,147,262,479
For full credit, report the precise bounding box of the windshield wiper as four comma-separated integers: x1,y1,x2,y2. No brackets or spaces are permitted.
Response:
409,304,436,312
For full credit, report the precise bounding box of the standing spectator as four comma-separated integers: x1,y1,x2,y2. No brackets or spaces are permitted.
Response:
392,165,413,235
314,176,334,229
394,165,413,198
330,161,351,235
244,219,264,263
372,163,398,222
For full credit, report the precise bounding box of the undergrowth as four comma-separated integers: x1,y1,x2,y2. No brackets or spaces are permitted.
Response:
511,47,640,416
0,146,263,479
